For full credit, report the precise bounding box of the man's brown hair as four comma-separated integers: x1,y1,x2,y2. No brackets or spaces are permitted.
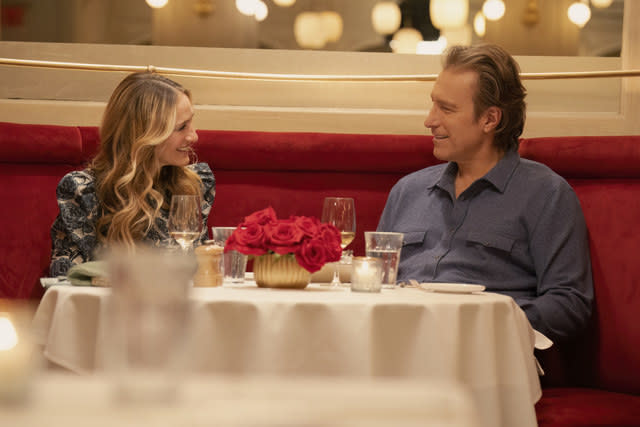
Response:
443,44,527,152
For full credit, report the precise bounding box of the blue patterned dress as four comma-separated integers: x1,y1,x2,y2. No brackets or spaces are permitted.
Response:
49,163,215,277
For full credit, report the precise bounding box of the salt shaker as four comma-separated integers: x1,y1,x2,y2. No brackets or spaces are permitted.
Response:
193,241,224,287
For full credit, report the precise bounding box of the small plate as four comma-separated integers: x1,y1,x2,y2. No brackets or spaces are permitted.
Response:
419,282,485,294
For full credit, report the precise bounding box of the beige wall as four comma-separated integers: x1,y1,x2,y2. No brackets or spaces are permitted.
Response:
0,1,638,137
484,0,580,56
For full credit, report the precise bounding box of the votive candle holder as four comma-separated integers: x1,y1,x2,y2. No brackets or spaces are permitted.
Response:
350,257,383,293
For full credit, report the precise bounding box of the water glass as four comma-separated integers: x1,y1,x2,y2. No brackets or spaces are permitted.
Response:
104,246,195,404
364,231,403,288
211,226,248,283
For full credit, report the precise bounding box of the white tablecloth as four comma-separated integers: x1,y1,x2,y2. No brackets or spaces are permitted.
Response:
32,282,541,427
0,373,480,427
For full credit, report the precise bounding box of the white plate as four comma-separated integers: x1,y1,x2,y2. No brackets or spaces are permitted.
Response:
419,282,485,294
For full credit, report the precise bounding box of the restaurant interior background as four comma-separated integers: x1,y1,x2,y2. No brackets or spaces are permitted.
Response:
0,0,638,137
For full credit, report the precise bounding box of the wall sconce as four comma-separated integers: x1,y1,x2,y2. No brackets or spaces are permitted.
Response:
522,0,540,27
194,0,215,17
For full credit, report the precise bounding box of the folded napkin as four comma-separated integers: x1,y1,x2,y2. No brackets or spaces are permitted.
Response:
67,261,110,287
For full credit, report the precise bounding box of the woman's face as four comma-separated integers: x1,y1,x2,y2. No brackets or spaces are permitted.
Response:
155,92,197,167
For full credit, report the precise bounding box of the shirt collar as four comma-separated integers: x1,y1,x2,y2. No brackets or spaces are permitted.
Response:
430,149,520,194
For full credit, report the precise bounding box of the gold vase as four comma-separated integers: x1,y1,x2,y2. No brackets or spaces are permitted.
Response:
253,253,311,289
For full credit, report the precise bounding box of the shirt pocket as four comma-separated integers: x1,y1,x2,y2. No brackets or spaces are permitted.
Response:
402,231,426,247
466,231,516,253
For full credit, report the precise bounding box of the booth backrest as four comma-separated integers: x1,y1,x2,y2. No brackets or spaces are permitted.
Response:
520,136,640,395
1,121,639,396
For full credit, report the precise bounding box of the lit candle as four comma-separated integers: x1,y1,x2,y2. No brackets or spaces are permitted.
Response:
351,257,383,293
0,313,34,402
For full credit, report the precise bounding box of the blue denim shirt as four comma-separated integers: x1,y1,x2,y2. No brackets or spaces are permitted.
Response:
377,149,593,343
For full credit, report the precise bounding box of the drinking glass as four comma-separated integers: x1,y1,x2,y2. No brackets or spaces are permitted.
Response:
365,231,403,288
321,197,356,287
105,246,194,404
168,195,202,251
211,226,248,283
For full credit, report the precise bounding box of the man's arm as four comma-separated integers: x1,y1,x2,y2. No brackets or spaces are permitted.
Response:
518,183,594,343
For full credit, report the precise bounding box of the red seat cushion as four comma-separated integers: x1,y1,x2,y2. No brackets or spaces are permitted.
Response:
536,387,640,427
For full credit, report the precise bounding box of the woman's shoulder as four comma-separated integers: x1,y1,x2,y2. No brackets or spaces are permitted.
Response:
188,162,215,187
56,169,96,200
188,162,213,177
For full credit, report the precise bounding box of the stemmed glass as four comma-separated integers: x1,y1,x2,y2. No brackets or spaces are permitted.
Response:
168,195,203,252
321,197,356,287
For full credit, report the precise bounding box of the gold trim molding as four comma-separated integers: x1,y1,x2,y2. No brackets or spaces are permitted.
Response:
1,57,640,82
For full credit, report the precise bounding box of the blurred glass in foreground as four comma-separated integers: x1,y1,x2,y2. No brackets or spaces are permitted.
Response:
104,245,195,404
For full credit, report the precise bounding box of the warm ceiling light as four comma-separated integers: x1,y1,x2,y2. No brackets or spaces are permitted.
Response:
294,12,327,49
236,0,257,16
390,28,423,54
321,11,343,43
416,36,447,55
146,0,169,8
371,2,402,35
482,0,505,21
254,1,268,21
430,0,469,30
473,11,486,37
568,1,591,27
273,0,296,6
590,0,613,8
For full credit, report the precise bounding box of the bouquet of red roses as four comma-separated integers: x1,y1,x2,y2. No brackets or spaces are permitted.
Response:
224,207,342,273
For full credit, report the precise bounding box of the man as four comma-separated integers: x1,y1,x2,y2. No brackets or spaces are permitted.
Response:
377,44,593,344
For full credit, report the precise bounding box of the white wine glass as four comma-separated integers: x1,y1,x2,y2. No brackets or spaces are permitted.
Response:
321,197,356,287
168,195,203,252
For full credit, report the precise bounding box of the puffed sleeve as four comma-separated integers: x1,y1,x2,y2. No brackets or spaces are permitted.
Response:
189,162,216,243
49,170,100,277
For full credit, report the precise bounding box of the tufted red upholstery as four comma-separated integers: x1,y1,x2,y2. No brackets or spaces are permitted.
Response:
1,121,639,425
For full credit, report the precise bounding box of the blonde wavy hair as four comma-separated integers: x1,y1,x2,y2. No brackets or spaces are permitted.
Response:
90,72,202,248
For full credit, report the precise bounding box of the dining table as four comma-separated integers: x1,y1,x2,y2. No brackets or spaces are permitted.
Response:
31,278,542,427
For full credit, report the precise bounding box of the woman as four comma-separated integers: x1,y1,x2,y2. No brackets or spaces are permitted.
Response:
49,72,215,277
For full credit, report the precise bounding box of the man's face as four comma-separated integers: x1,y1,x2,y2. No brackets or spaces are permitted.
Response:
424,68,491,163
155,92,197,168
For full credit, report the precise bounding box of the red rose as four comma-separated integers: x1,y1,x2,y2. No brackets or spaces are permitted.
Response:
295,239,329,273
291,215,320,238
265,219,304,255
226,207,343,271
225,222,268,256
316,223,342,262
242,206,277,226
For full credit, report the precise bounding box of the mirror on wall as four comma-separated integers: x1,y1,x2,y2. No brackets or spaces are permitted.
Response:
0,0,623,56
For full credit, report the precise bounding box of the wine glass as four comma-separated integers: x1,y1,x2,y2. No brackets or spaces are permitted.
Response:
321,197,356,287
168,195,203,252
